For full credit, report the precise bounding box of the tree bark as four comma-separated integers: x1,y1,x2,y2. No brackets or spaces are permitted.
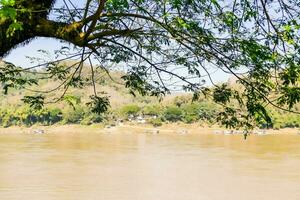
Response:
0,0,83,57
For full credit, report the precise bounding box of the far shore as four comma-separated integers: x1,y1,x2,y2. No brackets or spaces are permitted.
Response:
0,123,299,135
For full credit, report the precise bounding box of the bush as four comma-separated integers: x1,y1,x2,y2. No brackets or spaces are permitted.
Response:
142,104,162,116
33,107,63,125
182,103,200,123
173,96,190,107
120,104,141,117
182,115,198,123
194,103,218,124
81,113,103,125
62,106,85,124
0,106,63,127
148,118,163,127
47,108,63,125
164,106,182,122
0,108,14,127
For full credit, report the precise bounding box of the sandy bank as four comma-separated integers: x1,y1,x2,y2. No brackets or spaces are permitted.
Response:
0,123,298,135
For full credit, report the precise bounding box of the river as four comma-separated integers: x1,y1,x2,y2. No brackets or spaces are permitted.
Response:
0,132,299,200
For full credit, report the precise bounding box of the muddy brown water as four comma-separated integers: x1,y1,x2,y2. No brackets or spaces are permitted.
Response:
0,132,299,200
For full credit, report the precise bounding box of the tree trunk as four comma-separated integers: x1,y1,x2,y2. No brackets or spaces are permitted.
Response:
0,0,76,57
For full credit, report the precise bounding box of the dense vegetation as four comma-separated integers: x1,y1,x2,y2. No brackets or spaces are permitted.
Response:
0,100,217,127
1,80,300,130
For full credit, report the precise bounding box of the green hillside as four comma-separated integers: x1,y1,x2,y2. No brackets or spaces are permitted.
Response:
0,60,300,129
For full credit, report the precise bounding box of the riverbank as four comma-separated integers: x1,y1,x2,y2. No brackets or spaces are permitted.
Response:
0,123,298,135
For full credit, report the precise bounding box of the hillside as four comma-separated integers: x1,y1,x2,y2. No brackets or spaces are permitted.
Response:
0,60,300,129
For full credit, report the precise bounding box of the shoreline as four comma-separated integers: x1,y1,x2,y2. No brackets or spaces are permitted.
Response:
0,123,298,135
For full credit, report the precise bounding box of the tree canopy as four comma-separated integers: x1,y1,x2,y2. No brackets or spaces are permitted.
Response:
1,0,300,129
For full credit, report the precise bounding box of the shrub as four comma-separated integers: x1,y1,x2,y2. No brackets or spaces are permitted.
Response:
173,96,190,107
47,108,63,125
1,108,14,127
182,103,200,123
62,106,85,124
142,104,162,116
120,104,141,117
148,118,163,127
197,102,217,122
81,113,103,125
164,106,182,122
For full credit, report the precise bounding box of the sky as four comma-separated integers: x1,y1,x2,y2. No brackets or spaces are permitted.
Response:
3,0,231,87
4,36,231,86
5,38,63,67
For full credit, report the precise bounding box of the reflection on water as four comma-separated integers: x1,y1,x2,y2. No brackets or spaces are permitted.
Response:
0,132,299,200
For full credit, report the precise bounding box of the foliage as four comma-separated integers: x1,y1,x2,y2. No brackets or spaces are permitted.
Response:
181,103,200,123
0,92,299,129
174,96,191,107
164,106,183,122
142,104,162,116
86,95,110,115
63,95,81,110
119,104,141,117
0,61,38,94
80,112,104,125
62,106,85,124
148,118,163,127
0,106,62,127
179,102,217,123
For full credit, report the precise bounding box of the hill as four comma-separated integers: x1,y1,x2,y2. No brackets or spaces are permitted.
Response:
0,60,300,130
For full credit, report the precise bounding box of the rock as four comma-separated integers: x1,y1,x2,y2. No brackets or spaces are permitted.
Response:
253,130,267,135
33,129,45,134
177,129,188,134
145,129,159,134
213,130,222,134
223,130,233,135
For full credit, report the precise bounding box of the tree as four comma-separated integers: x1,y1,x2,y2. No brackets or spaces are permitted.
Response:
1,0,300,129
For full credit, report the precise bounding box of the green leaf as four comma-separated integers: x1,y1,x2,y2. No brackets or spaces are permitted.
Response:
0,0,15,6
63,95,81,110
22,95,45,110
86,95,110,114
